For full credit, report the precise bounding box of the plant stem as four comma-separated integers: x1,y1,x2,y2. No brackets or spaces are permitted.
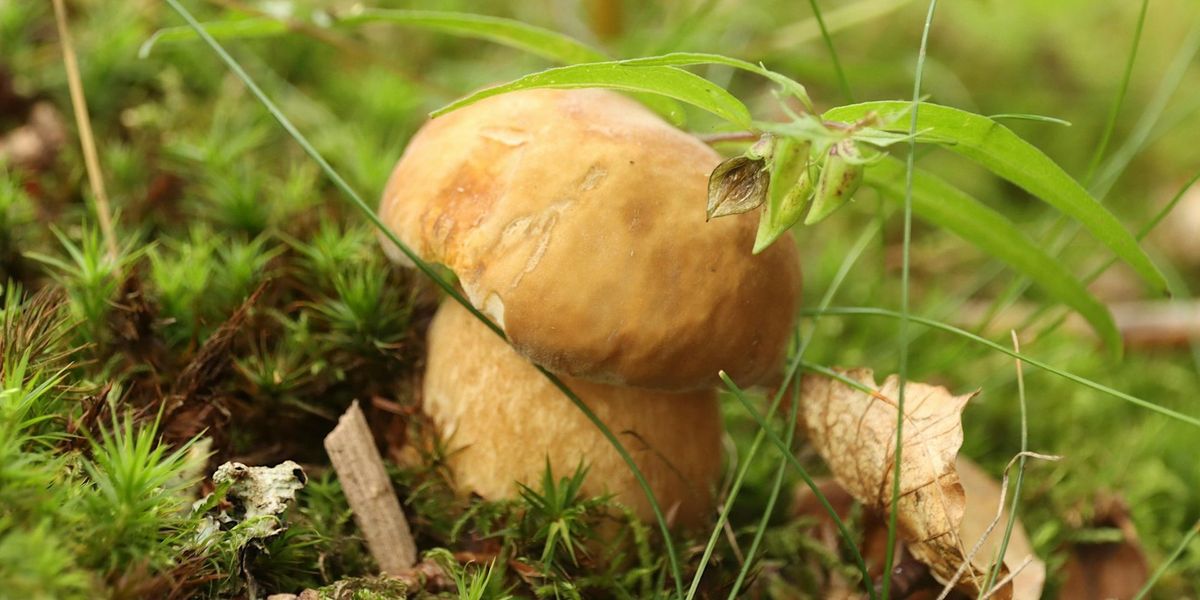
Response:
884,2,938,597
51,0,118,263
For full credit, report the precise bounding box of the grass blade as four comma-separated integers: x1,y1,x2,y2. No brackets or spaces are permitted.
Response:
864,155,1121,356
720,372,874,598
337,8,607,64
344,10,688,124
1083,0,1149,184
825,101,1168,295
988,113,1071,127
143,9,606,64
617,52,813,111
885,1,938,595
140,17,287,58
1132,520,1200,600
432,62,753,128
981,332,1030,593
806,0,854,102
727,219,882,599
803,307,1200,428
141,9,687,124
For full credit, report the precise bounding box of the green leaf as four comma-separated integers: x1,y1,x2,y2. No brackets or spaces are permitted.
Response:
432,63,753,128
825,101,1167,294
339,10,687,124
865,156,1121,355
616,52,813,110
142,9,605,64
140,10,687,125
337,8,607,65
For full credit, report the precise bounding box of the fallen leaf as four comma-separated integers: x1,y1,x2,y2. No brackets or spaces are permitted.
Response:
800,368,1004,597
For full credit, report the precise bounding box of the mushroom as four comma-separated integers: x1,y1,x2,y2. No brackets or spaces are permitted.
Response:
424,300,723,528
379,88,802,526
380,88,801,391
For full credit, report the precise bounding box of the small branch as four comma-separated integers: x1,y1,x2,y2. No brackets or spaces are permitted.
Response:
325,401,418,574
50,0,118,262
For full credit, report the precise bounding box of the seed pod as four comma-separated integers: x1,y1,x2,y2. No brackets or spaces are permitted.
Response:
805,139,864,225
753,137,814,254
707,154,769,220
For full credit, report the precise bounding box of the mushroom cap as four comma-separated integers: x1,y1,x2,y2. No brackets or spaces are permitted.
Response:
381,88,801,391
424,300,723,529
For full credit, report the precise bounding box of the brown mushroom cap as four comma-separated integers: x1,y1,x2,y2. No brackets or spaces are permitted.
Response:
381,88,801,391
424,300,723,528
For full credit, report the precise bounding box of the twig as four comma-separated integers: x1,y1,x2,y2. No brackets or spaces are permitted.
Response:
934,451,1058,600
50,0,118,261
980,556,1034,600
324,401,418,573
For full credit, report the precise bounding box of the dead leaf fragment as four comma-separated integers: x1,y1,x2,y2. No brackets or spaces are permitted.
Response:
800,369,1003,597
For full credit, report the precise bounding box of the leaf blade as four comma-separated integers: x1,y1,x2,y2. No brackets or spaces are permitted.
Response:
141,9,607,64
140,11,688,125
617,52,813,110
432,63,753,128
866,156,1121,354
825,101,1167,294
338,8,608,65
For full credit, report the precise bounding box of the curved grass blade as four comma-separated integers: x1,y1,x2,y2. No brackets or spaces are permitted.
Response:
142,9,606,64
865,155,1122,355
337,8,608,64
617,52,813,111
340,10,687,124
1084,0,1149,184
727,220,882,599
884,1,937,593
141,9,686,124
720,373,875,598
160,1,687,595
806,0,854,102
825,101,1167,294
1133,519,1200,600
432,62,753,128
988,113,1072,127
140,17,286,58
802,307,1200,428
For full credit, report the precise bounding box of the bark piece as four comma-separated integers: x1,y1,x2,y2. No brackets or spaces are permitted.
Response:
324,401,417,573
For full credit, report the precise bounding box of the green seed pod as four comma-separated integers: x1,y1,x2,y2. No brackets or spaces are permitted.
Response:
753,137,814,254
805,139,864,225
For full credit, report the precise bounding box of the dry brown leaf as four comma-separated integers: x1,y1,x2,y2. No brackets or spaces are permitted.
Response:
800,368,1004,598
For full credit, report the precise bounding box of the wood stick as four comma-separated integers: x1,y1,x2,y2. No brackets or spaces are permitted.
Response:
324,401,417,573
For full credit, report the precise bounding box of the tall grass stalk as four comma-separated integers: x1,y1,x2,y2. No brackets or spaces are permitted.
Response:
727,218,883,598
884,2,938,597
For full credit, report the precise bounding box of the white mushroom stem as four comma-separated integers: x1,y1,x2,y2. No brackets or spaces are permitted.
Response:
423,300,724,529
